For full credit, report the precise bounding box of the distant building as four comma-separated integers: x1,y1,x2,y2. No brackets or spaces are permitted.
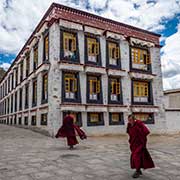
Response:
0,3,165,136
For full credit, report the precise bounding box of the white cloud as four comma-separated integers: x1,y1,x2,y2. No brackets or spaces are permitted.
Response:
161,23,180,90
0,62,11,71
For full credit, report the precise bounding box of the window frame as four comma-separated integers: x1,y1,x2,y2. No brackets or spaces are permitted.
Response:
33,43,38,71
130,45,152,73
41,113,48,126
25,83,29,109
25,52,30,78
109,112,124,125
60,27,79,63
132,79,153,105
106,39,121,69
31,115,36,126
43,30,49,63
32,78,37,107
87,74,103,104
85,33,101,66
19,88,22,111
134,113,154,124
24,116,28,126
87,112,104,126
41,72,48,104
62,71,81,103
108,76,123,104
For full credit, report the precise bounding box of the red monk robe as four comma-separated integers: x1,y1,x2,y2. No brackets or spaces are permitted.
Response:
55,114,86,148
127,120,155,170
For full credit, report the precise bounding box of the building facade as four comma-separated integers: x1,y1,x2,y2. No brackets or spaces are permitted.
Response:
0,3,165,136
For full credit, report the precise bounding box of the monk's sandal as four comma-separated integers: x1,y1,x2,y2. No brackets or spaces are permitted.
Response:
132,171,140,178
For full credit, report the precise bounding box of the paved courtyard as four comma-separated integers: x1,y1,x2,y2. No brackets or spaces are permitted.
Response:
0,125,180,180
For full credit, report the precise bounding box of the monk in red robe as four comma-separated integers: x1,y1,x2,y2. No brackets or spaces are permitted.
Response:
127,114,155,178
55,111,86,149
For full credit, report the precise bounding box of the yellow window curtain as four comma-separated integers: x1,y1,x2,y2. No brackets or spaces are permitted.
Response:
64,73,77,92
133,81,149,97
63,32,76,52
109,43,120,59
87,38,99,56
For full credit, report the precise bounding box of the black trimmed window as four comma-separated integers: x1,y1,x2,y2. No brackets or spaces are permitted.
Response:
8,76,10,92
41,113,48,126
107,40,121,68
18,117,22,125
109,112,124,125
19,88,22,110
14,91,17,112
31,115,36,126
15,68,18,86
20,61,23,82
85,34,101,66
42,73,48,104
32,79,37,107
87,112,104,126
7,97,9,114
132,80,153,105
130,46,151,72
63,112,82,127
11,94,13,113
60,29,79,62
25,83,29,109
109,77,122,104
87,75,102,103
11,73,14,90
33,44,38,71
24,116,28,125
10,118,12,125
7,117,9,125
43,31,49,62
62,72,81,103
14,115,17,125
26,52,30,77
134,113,154,124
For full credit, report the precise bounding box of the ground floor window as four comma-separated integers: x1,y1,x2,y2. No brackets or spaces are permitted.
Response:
14,115,17,125
109,112,124,125
87,112,104,126
24,117,28,125
31,115,36,126
41,113,48,126
134,113,154,124
18,117,22,125
63,112,82,127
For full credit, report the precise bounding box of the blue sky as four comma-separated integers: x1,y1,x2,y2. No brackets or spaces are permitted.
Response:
0,0,180,90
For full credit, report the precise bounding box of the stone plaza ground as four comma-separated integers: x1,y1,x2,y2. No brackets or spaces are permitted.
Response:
0,125,180,180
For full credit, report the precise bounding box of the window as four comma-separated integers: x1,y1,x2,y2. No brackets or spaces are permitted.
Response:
87,112,104,126
25,84,29,109
20,61,23,82
87,75,102,103
26,52,30,77
7,117,9,125
43,33,49,62
42,73,48,103
86,37,100,64
24,116,28,125
109,77,122,103
11,73,14,90
15,68,18,86
14,91,17,112
33,45,38,70
31,115,36,126
8,76,10,92
19,88,22,110
18,117,22,125
61,31,78,61
41,113,48,126
134,113,154,124
32,79,37,107
132,80,152,104
109,113,124,125
10,118,12,125
131,47,151,71
63,112,82,127
107,41,120,66
14,115,17,125
63,72,81,102
11,94,13,113
7,98,9,114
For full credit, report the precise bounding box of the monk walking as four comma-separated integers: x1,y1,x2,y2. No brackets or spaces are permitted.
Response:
127,114,155,178
55,111,86,149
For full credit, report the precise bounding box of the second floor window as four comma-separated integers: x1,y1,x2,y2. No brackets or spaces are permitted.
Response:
62,31,78,61
107,41,120,67
43,33,49,62
33,45,38,70
131,47,151,71
42,73,48,103
32,79,37,107
86,37,100,64
26,52,30,77
20,61,23,82
15,68,18,86
15,92,17,112
132,80,152,104
109,77,122,103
